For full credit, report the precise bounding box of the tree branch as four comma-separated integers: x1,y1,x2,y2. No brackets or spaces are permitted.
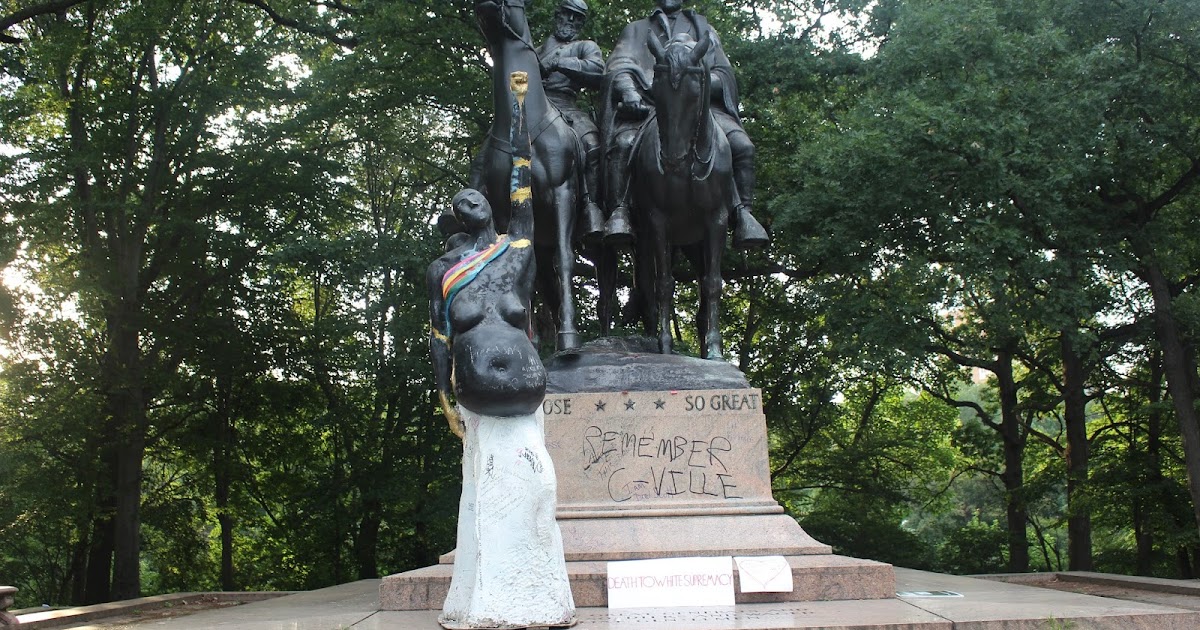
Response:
234,0,358,48
0,0,88,43
1144,156,1200,219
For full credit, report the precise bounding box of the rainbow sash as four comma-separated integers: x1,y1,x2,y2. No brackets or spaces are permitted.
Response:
441,236,511,337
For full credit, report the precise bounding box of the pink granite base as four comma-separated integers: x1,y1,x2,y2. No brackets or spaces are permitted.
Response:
556,512,831,561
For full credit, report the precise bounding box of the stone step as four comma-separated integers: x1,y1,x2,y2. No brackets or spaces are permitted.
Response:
380,554,894,611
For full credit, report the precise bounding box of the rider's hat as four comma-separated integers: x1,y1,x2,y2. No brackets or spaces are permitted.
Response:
558,0,589,17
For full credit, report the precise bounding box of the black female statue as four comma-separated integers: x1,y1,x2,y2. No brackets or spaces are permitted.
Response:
428,72,575,630
428,183,543,431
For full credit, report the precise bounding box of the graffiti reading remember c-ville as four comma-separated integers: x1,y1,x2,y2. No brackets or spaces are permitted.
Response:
540,389,774,513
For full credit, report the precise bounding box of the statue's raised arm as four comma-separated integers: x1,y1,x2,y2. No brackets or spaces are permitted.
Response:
506,72,535,241
427,71,543,433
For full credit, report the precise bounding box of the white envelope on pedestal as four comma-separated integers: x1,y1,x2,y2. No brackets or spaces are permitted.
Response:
734,556,794,593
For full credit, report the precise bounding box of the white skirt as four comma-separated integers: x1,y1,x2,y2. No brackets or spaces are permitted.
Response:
440,406,576,629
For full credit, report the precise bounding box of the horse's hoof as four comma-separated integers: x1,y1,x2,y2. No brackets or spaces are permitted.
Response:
733,207,769,249
558,331,581,351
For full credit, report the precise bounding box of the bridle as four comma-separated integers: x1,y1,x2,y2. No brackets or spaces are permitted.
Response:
477,0,538,55
650,36,714,174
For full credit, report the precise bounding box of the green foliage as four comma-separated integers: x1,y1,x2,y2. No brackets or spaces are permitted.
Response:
801,494,934,569
936,516,1008,575
2,0,1200,604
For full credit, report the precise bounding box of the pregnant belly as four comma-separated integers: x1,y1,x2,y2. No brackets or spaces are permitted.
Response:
453,324,546,416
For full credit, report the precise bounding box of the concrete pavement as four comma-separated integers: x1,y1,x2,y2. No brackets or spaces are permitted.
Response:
19,569,1200,629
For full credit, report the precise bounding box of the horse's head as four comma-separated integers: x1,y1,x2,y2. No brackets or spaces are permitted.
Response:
649,32,711,91
648,33,713,168
475,0,533,43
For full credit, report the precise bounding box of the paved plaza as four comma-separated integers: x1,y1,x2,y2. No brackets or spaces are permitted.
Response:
13,568,1200,629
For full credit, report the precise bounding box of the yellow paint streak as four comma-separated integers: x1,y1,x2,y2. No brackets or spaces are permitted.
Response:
510,71,529,107
439,390,465,440
513,158,531,168
511,187,533,204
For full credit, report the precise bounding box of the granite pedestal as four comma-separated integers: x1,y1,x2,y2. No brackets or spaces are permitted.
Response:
379,340,897,612
381,342,894,612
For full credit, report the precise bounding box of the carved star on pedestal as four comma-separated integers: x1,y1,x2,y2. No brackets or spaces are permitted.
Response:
654,399,666,410
624,399,636,411
595,400,607,412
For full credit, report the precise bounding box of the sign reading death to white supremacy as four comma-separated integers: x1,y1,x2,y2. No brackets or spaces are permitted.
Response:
607,556,736,608
541,389,776,513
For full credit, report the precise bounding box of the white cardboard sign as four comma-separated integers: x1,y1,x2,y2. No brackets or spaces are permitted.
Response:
606,556,735,609
734,556,794,593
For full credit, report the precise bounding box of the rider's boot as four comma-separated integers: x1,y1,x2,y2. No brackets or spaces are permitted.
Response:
581,198,605,244
730,152,768,248
580,141,605,243
604,138,636,246
733,204,769,249
604,205,634,246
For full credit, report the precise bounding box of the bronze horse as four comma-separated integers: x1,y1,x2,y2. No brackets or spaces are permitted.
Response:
632,33,733,359
473,0,613,350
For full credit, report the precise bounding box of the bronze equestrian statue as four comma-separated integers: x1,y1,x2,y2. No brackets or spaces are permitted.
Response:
471,0,593,351
601,0,768,251
631,33,735,359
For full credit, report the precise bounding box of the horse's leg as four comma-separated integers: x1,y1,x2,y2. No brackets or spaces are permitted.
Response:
633,220,656,337
701,214,727,360
651,215,674,354
552,182,580,350
594,244,617,336
680,243,710,358
534,244,560,349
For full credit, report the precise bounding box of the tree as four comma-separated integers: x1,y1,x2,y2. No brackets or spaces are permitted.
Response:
0,0,331,600
762,0,1200,571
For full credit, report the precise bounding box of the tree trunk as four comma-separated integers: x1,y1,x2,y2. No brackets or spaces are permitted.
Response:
83,511,113,604
996,350,1030,572
1133,501,1152,575
1178,547,1195,579
1061,333,1093,570
355,498,383,579
1136,354,1166,575
110,409,146,600
67,537,89,605
214,379,236,591
106,281,147,601
1144,263,1200,544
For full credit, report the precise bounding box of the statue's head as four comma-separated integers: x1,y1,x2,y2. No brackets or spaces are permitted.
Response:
451,188,493,232
554,0,588,41
657,0,684,13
